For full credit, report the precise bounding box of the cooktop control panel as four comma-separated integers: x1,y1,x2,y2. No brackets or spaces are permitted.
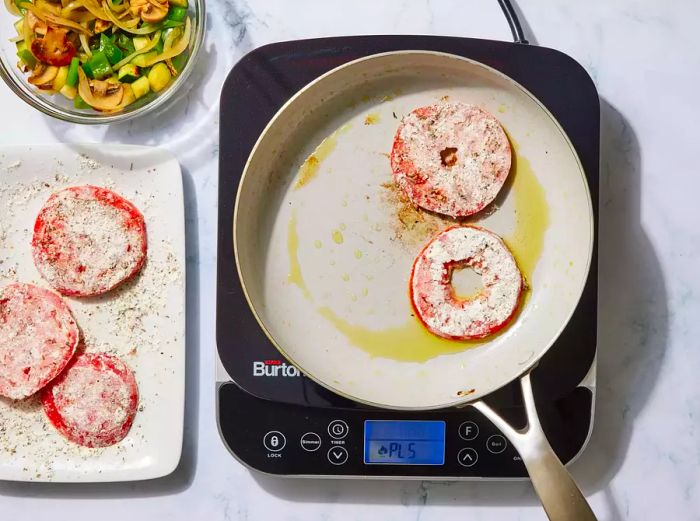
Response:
218,382,536,478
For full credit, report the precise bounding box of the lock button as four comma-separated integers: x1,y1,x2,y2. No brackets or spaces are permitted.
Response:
263,431,286,452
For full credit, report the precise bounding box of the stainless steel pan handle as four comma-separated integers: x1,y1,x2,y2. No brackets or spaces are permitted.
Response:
472,373,598,521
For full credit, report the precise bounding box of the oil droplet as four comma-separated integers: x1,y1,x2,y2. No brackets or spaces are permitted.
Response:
287,212,311,300
498,104,506,113
354,249,363,259
361,95,371,103
362,288,368,297
332,230,344,244
314,240,322,249
293,124,352,190
341,273,350,282
339,223,347,231
364,112,380,125
351,294,358,302
330,259,336,266
317,307,490,362
342,199,348,207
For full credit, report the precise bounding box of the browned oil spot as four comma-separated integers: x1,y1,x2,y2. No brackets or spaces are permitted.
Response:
364,112,380,125
380,182,456,248
440,147,458,167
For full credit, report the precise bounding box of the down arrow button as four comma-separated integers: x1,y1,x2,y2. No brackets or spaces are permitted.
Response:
327,446,348,465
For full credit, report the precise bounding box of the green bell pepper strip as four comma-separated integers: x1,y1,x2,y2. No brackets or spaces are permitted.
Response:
65,57,80,87
99,33,123,65
115,33,136,55
16,41,36,68
82,51,112,80
167,6,187,22
161,19,184,29
74,94,91,109
171,51,188,73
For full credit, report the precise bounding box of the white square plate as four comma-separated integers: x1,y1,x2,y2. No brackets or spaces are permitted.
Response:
0,144,185,482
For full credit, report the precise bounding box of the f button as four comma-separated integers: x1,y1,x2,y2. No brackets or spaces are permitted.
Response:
458,421,479,441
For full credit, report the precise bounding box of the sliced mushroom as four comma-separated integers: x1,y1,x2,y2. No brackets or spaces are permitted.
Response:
28,63,59,87
30,25,76,66
93,18,112,33
130,0,168,23
77,68,126,111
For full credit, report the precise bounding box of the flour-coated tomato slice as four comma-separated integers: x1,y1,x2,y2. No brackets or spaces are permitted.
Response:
410,225,523,340
391,103,511,218
0,283,79,400
42,352,139,448
32,185,147,297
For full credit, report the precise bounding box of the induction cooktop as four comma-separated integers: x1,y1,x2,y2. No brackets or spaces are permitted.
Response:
215,34,599,479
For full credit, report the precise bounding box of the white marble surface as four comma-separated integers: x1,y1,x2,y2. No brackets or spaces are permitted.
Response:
1,0,699,519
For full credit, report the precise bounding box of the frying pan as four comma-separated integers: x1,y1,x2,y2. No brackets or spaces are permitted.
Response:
233,51,596,520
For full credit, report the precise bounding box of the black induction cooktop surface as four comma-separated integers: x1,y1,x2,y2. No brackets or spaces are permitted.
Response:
216,35,599,478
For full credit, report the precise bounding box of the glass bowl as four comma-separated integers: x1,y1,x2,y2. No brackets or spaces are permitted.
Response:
0,0,204,124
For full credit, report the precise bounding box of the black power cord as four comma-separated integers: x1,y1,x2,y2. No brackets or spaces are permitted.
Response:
497,0,529,44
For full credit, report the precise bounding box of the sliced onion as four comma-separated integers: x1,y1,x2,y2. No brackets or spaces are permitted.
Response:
112,30,161,69
35,0,62,15
22,11,34,46
101,0,159,34
61,0,82,14
78,0,110,20
20,3,92,34
4,0,20,16
142,17,190,67
79,31,92,56
163,26,180,52
106,0,126,13
63,9,97,23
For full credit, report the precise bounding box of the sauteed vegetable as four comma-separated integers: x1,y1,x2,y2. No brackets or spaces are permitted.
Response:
4,0,191,112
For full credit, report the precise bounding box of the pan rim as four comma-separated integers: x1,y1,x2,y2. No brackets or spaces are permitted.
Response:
232,49,595,411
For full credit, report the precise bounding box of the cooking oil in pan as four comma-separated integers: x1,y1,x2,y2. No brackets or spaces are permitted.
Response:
287,136,549,362
317,306,486,362
287,211,311,300
504,139,549,291
293,124,352,190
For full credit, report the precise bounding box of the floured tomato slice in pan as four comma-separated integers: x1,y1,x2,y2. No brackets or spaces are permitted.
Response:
42,352,139,448
0,283,80,400
410,226,523,340
391,102,512,218
32,185,147,297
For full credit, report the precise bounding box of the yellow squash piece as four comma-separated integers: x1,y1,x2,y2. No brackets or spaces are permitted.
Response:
147,62,171,92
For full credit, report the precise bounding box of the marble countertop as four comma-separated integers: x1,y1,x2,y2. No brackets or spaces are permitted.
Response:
1,0,698,519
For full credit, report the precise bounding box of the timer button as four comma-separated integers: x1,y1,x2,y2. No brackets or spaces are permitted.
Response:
263,431,286,452
457,447,479,467
458,421,479,441
327,446,349,465
486,434,508,454
328,419,349,439
300,432,322,452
